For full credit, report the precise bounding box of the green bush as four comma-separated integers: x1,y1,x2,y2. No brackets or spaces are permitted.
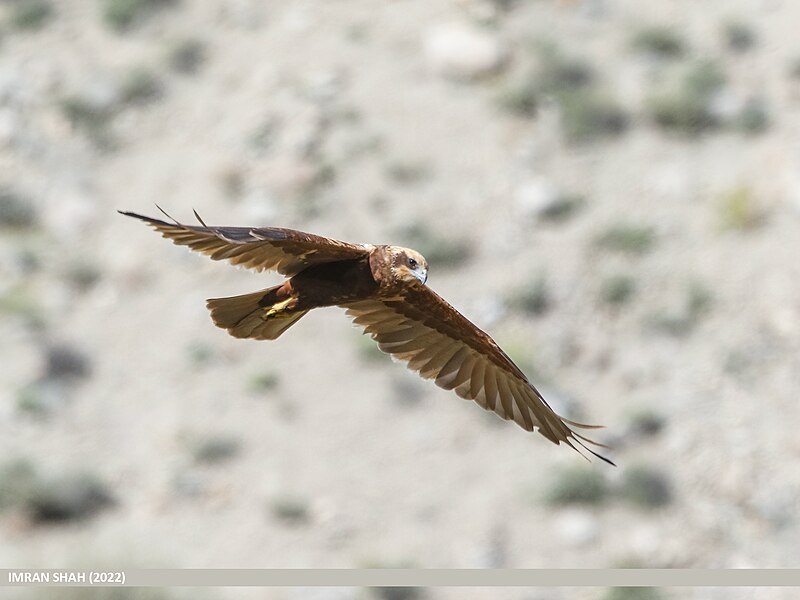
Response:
723,21,756,52
737,97,769,134
10,0,54,30
594,224,656,255
191,435,241,464
120,68,164,105
167,38,206,74
560,92,628,143
719,185,760,230
102,0,178,32
27,472,114,522
268,495,310,525
604,588,664,600
543,467,609,506
0,187,37,230
620,465,672,509
648,60,726,136
496,72,539,117
509,275,550,316
599,275,637,307
631,26,686,59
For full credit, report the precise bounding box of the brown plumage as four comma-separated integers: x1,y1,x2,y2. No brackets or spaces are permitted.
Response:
120,208,613,464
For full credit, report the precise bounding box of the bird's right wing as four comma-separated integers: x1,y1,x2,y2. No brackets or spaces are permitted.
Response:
120,210,372,277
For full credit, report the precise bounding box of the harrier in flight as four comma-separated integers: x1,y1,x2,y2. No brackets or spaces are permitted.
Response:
121,209,612,464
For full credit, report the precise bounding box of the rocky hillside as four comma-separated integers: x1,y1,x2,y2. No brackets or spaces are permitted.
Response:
1,1,799,599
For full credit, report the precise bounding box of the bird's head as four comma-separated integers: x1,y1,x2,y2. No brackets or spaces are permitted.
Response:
389,247,428,286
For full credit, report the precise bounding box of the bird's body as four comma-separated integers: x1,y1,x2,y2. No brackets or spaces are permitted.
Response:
120,209,612,464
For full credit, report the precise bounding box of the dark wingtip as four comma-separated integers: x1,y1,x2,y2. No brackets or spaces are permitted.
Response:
192,208,208,227
154,204,180,224
118,209,156,223
573,436,616,467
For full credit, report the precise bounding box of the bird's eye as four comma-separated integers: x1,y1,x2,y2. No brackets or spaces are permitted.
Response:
408,258,417,268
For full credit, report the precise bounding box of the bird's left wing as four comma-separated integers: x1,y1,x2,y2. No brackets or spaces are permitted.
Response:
343,285,612,463
120,210,371,277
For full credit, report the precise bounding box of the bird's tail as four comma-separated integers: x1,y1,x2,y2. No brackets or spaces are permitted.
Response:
206,285,308,340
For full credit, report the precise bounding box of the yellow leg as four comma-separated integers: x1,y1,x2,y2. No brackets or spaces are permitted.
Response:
263,298,294,319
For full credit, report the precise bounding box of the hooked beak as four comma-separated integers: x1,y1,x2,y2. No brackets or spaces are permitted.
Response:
414,269,428,285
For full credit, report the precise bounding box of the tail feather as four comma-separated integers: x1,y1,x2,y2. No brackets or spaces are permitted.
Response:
206,286,307,340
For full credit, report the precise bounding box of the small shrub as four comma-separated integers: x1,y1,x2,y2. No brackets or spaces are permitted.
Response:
509,275,550,316
496,72,538,117
723,21,756,52
737,97,769,134
543,466,608,506
718,185,761,231
0,187,37,230
119,67,163,105
191,435,241,464
686,281,713,318
390,373,426,406
0,286,45,327
789,56,800,80
44,344,91,382
648,93,714,135
248,372,280,393
15,383,53,417
186,341,213,366
167,38,206,74
373,587,425,600
648,60,726,136
60,95,116,148
685,58,726,95
0,459,38,511
619,465,672,509
218,165,246,199
26,472,114,523
538,51,594,96
594,224,655,255
384,160,432,186
64,261,102,292
269,495,310,525
646,280,711,338
103,0,178,32
560,92,628,143
538,194,584,223
627,409,665,438
599,275,636,307
631,26,686,59
10,0,54,30
604,588,664,600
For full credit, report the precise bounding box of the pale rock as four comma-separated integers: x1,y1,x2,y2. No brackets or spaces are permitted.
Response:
556,509,599,547
241,189,279,224
424,22,508,81
514,176,560,219
42,185,96,240
0,108,19,147
709,88,744,123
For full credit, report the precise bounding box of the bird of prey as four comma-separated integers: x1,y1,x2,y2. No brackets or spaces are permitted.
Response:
120,209,612,464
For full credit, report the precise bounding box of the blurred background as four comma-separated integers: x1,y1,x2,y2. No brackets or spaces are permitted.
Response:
1,0,800,599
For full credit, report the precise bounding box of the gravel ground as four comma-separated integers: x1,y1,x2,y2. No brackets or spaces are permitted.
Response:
1,1,799,599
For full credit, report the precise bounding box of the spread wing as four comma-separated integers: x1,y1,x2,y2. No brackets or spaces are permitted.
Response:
344,286,612,464
119,209,371,277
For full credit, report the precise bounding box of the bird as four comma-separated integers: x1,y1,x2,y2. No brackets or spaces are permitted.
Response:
120,208,612,464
